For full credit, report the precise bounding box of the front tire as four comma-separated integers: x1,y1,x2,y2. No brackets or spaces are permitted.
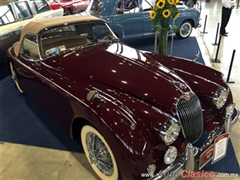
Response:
176,20,193,39
10,62,23,93
81,125,119,180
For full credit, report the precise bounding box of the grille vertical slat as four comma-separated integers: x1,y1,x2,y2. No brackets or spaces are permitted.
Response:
177,93,203,143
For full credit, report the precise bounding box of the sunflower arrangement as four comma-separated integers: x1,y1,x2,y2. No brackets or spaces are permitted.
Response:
150,0,180,54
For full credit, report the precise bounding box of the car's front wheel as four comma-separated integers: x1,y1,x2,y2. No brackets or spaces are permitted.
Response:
10,62,23,93
176,20,193,39
81,125,119,180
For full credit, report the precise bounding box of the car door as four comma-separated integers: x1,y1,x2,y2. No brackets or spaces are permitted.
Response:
110,0,143,39
142,0,155,36
72,0,89,13
14,33,74,134
0,1,34,63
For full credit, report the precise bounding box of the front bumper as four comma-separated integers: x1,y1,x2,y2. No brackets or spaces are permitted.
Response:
149,107,239,180
148,143,197,180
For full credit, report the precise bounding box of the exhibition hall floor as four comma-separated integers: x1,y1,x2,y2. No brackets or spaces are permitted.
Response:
1,0,240,180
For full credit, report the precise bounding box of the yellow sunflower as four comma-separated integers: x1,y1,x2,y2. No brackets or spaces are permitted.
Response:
162,9,171,18
167,0,174,5
175,0,179,4
173,12,180,20
156,0,165,9
149,10,156,20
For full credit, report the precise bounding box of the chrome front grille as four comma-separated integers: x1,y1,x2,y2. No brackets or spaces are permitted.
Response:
177,93,203,143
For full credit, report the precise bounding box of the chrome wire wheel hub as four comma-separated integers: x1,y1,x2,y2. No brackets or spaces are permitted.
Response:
86,133,114,176
181,25,190,37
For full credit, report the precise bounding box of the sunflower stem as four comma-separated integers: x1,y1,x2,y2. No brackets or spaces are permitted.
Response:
158,30,168,55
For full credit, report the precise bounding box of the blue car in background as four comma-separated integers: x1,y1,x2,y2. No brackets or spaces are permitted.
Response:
80,0,200,39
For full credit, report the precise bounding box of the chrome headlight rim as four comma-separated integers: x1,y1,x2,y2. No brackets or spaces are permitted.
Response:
212,86,229,109
164,146,178,164
160,118,181,145
147,164,156,175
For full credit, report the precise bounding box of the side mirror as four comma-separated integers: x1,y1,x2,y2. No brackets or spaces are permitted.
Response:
87,90,99,101
86,90,105,102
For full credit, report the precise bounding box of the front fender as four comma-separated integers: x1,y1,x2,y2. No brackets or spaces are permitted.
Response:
87,98,162,179
176,9,200,28
73,85,188,179
107,20,124,39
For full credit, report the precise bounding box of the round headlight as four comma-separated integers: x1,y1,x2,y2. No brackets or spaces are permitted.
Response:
164,146,177,164
147,164,156,175
160,118,181,145
213,86,229,109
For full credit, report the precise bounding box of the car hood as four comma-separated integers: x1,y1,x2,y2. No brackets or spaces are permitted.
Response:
56,42,192,113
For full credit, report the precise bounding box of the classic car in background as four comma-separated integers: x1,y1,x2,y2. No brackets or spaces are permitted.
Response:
47,0,89,15
0,0,63,64
180,0,198,8
80,0,200,40
7,16,239,180
72,0,89,13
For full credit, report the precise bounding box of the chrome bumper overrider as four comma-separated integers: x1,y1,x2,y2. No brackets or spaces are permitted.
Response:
149,107,239,180
224,107,239,133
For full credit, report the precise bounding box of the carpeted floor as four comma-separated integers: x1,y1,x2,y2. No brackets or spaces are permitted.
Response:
124,36,205,65
1,37,239,174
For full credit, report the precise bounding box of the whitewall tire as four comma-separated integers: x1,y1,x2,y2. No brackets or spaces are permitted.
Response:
176,20,193,39
81,125,119,180
10,62,23,93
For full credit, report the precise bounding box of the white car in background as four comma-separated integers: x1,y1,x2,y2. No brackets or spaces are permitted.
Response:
0,0,63,64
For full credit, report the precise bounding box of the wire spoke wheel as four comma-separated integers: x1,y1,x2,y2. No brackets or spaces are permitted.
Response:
81,125,118,180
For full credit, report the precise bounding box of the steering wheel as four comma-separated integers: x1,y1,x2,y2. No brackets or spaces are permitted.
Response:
97,33,112,41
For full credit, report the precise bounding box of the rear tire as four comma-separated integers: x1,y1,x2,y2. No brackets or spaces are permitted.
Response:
81,125,119,180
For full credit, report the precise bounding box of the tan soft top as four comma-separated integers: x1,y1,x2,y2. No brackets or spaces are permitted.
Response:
14,15,103,56
1,0,18,5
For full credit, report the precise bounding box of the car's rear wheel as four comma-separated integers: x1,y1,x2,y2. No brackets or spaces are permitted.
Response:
176,20,193,39
81,125,119,180
10,62,23,93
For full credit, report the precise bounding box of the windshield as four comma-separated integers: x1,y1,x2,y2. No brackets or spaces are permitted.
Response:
0,4,15,26
40,21,117,58
86,0,104,15
30,0,51,14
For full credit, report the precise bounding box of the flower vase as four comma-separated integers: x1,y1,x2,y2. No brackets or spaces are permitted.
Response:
159,30,168,55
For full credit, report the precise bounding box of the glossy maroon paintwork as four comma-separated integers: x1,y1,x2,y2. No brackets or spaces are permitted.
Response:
7,38,233,179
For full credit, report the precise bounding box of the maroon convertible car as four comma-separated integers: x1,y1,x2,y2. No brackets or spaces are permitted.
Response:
7,15,239,180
